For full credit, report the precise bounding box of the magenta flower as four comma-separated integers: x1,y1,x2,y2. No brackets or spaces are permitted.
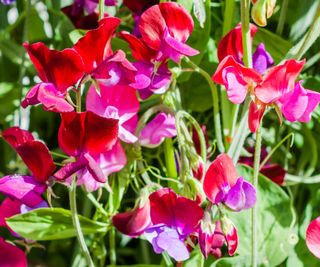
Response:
139,112,176,148
0,237,27,267
203,154,256,211
2,127,55,183
22,42,84,112
252,43,274,74
144,188,204,261
306,216,320,258
54,111,118,186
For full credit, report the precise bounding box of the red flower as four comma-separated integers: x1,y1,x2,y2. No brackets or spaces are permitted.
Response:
22,42,84,112
306,216,320,258
55,111,118,183
2,127,55,183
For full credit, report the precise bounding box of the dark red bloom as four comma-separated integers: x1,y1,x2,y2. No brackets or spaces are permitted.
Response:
2,127,55,183
55,111,118,183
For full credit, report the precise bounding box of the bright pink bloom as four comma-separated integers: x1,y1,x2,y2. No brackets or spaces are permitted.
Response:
112,196,151,237
213,54,320,132
306,216,320,258
139,2,198,62
0,237,27,267
22,42,83,112
74,17,121,74
217,23,258,63
203,154,256,211
2,127,55,183
139,112,176,148
54,111,118,184
86,84,139,143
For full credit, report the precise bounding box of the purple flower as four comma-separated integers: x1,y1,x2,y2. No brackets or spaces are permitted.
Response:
0,0,15,5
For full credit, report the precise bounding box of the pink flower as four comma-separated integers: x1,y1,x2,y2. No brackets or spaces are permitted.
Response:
139,112,176,148
2,127,55,183
213,55,320,132
306,216,320,258
203,154,256,211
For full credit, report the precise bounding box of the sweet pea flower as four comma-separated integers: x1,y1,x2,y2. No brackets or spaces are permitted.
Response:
199,216,238,258
306,216,320,258
54,111,119,188
139,112,176,148
203,154,256,211
112,194,151,237
22,43,84,112
0,237,27,267
145,188,204,261
79,84,138,191
0,0,15,4
213,55,320,132
2,127,55,183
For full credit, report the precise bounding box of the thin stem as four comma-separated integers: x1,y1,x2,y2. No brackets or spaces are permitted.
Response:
276,0,289,35
76,87,82,113
69,178,95,267
184,57,225,153
50,151,69,159
163,138,178,178
285,174,320,184
251,122,262,267
99,0,104,20
240,0,253,68
86,193,109,217
109,228,116,266
222,0,236,35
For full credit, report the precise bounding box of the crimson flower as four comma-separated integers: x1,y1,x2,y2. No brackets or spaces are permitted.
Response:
203,154,256,211
0,237,28,267
54,111,118,186
22,43,84,112
2,127,55,183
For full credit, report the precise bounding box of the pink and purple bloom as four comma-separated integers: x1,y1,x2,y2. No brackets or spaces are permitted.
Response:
203,154,256,211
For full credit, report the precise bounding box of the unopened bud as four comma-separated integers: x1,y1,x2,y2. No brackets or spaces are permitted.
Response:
251,0,277,27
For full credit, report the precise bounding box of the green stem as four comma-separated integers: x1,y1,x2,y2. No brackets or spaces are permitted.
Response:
69,178,95,267
86,193,109,217
222,0,236,35
109,227,116,266
76,88,82,113
252,122,262,267
163,138,178,178
99,0,104,20
276,0,289,35
50,151,69,159
184,57,225,153
285,174,320,184
240,0,253,68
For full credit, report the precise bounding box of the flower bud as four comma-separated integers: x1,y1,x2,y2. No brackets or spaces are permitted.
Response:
220,216,238,256
251,0,277,27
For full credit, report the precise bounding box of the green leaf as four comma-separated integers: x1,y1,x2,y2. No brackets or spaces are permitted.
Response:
193,0,206,28
209,256,249,267
6,208,109,241
228,165,296,267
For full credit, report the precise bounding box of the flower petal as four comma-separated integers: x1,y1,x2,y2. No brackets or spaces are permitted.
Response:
0,237,28,267
306,216,320,258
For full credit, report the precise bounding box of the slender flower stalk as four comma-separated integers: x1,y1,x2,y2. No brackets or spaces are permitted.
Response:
252,121,262,267
99,0,105,20
184,57,225,153
109,227,116,266
241,0,253,68
69,178,95,267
